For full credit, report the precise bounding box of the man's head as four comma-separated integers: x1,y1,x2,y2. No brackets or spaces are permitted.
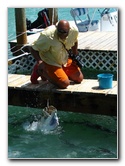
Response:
56,20,70,40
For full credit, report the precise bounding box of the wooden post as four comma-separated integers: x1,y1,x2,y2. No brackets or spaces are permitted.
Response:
48,8,58,25
15,8,27,45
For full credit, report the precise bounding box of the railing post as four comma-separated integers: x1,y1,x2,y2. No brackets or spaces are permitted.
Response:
15,8,27,44
48,8,58,25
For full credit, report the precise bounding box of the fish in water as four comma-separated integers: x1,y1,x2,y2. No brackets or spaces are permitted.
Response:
23,104,59,133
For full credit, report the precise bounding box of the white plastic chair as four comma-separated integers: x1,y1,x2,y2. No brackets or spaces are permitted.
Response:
70,8,100,32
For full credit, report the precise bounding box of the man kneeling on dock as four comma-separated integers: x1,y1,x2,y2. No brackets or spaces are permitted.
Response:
29,20,84,89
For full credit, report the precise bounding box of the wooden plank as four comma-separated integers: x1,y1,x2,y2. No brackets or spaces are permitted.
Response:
8,74,26,84
8,75,31,87
56,79,117,95
102,37,117,50
8,74,117,116
22,80,55,90
8,86,117,116
8,74,117,95
9,31,117,52
78,31,117,51
78,31,97,42
86,33,115,50
92,33,117,50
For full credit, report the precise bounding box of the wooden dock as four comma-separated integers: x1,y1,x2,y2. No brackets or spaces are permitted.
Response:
78,31,117,51
26,31,117,51
9,31,117,56
8,30,117,116
8,74,117,116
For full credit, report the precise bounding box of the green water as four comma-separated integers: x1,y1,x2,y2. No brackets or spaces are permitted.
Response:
8,105,117,159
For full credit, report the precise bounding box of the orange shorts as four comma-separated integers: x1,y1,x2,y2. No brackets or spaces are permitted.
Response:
43,58,80,83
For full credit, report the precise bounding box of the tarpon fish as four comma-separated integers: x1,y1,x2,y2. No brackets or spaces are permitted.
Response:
40,105,59,132
23,101,59,133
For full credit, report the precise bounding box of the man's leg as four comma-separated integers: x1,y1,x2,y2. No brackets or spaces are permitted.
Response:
30,62,70,88
30,63,47,84
43,62,70,88
63,58,84,83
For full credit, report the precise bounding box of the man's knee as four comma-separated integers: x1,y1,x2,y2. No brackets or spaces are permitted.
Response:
57,79,70,89
76,73,84,83
69,71,84,83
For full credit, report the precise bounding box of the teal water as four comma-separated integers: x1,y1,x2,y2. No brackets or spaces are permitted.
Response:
8,7,116,38
8,8,117,159
8,105,117,159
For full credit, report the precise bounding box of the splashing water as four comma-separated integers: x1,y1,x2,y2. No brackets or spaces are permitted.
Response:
23,105,59,134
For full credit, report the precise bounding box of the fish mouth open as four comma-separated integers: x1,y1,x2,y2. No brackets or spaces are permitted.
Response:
42,106,57,115
42,105,59,128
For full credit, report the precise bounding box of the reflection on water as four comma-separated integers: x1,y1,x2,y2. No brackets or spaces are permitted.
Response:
8,105,117,159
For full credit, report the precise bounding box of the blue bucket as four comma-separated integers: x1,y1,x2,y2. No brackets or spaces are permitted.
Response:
97,73,114,89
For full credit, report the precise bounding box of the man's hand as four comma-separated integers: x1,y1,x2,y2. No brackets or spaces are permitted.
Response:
71,41,78,55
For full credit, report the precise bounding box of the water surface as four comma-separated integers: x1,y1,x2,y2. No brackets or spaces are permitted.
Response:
8,105,117,159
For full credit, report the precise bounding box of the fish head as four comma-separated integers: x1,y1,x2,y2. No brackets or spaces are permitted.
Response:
41,106,59,131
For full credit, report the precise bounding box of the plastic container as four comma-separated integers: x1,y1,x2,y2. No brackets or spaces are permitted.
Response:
97,73,114,89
